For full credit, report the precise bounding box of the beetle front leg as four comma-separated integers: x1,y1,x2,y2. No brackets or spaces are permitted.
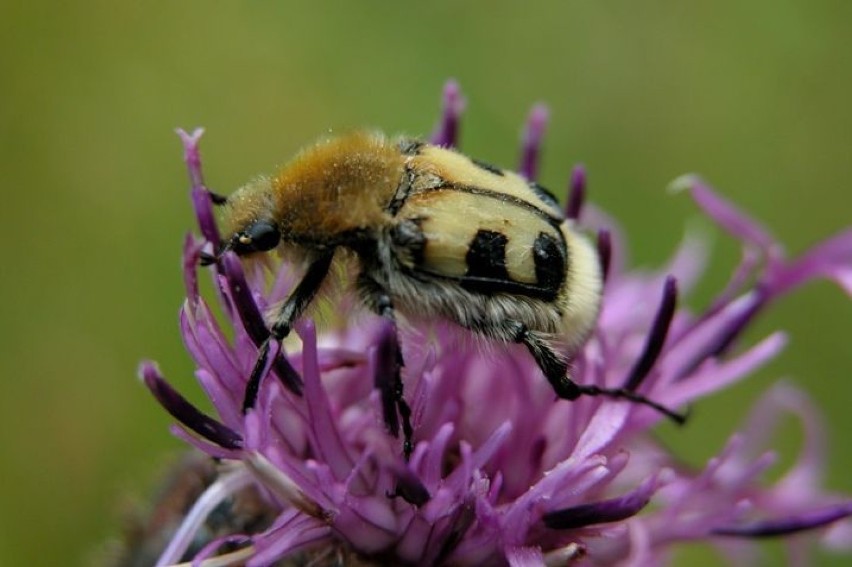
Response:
242,251,335,411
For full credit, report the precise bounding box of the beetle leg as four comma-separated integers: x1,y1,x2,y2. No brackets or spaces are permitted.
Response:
358,275,415,460
242,250,335,411
508,321,686,424
503,321,577,398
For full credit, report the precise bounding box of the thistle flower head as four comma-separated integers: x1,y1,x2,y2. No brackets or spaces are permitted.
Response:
139,82,852,566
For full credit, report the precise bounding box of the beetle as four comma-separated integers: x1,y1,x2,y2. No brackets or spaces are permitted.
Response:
205,132,683,458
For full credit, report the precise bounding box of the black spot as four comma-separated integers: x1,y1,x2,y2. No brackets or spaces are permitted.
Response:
470,158,505,176
398,139,424,156
529,182,560,210
466,230,510,280
533,232,566,293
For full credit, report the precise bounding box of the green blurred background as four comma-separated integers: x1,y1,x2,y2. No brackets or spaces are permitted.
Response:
1,2,850,565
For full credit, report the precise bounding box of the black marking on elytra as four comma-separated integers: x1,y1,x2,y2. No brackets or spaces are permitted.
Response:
428,183,564,227
466,230,510,281
398,139,424,156
406,264,558,301
391,219,426,267
597,230,612,284
388,168,415,216
459,274,558,301
470,157,505,176
529,182,560,210
533,231,566,293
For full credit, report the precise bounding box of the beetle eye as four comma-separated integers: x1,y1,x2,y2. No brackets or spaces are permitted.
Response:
234,221,280,254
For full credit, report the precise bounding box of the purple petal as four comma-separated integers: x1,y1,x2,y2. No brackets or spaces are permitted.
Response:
739,384,825,491
396,511,433,562
707,246,764,317
505,455,608,531
191,186,221,250
442,422,512,497
170,425,238,460
190,535,251,567
248,511,330,567
678,175,777,253
296,320,356,480
139,361,243,450
771,228,852,296
543,474,661,530
565,164,586,221
467,421,513,474
622,276,677,391
182,234,205,305
154,466,254,566
430,79,465,148
176,128,222,248
220,253,269,343
582,203,628,280
244,450,327,519
622,521,655,567
518,103,549,181
332,495,399,553
662,231,709,296
573,401,631,459
661,292,763,384
194,366,243,430
663,332,787,408
712,503,852,538
431,498,476,564
176,128,205,187
220,253,303,395
180,303,245,409
420,423,455,487
536,455,628,514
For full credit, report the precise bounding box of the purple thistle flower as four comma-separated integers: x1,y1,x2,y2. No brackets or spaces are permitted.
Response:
139,82,852,566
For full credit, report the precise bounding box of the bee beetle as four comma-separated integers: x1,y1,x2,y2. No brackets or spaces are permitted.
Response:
208,132,682,458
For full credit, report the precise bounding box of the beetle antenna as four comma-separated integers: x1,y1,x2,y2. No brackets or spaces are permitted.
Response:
208,190,228,205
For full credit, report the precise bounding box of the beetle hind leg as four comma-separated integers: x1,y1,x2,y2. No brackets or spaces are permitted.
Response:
510,321,686,424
